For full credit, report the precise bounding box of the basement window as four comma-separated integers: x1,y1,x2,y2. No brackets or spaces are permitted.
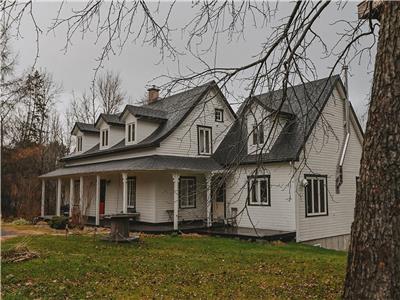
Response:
305,175,328,217
248,175,271,206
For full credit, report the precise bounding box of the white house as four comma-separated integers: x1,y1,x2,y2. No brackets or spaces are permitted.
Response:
40,75,363,250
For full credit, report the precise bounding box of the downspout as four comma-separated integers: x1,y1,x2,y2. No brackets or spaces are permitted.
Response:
336,65,351,193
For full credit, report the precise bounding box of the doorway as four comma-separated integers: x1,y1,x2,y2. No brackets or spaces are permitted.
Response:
100,179,107,215
212,176,226,221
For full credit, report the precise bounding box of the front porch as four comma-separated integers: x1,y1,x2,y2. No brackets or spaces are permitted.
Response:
39,157,218,231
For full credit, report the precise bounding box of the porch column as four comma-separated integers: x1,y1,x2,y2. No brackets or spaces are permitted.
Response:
95,175,100,226
206,174,212,227
56,178,62,216
122,173,128,214
41,179,45,217
172,173,180,231
79,176,84,213
69,178,74,216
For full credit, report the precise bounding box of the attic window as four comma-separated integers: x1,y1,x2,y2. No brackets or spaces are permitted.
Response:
252,124,264,145
127,123,135,143
77,136,83,152
101,129,109,147
215,109,224,122
198,126,212,155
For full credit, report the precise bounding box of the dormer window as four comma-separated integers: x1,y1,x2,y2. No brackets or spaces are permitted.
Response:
198,126,212,155
215,109,224,122
252,124,264,145
77,136,83,152
101,129,109,147
127,123,135,143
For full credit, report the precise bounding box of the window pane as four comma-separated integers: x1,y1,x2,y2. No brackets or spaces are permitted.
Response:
260,179,268,204
306,179,312,214
199,130,205,153
251,180,257,202
128,125,131,142
259,125,264,144
319,179,325,213
313,179,319,213
253,126,258,145
132,124,135,141
127,177,136,207
205,130,210,153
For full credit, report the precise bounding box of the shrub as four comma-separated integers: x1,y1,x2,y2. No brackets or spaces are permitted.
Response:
11,218,31,225
48,216,68,230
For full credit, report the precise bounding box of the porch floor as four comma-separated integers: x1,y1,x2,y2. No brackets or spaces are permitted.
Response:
197,226,296,242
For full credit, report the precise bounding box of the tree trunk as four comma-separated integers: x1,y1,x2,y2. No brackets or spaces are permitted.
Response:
343,2,400,299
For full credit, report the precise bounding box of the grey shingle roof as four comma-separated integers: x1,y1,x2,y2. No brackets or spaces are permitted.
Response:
61,81,215,162
124,105,167,121
213,75,342,165
41,155,221,178
72,122,99,135
98,113,125,127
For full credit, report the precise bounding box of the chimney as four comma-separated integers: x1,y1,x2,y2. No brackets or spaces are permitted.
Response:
147,85,160,104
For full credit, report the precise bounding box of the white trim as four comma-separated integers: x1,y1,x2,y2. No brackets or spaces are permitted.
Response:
122,172,128,214
95,175,100,226
172,174,180,230
56,178,62,217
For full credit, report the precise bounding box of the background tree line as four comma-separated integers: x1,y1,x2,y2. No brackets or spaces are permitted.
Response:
0,24,126,218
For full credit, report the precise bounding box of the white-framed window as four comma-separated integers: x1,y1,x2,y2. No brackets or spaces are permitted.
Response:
101,129,109,147
127,123,135,143
127,176,136,209
198,126,212,155
248,175,271,206
215,109,224,122
252,124,264,145
77,136,83,152
305,175,328,217
179,177,196,208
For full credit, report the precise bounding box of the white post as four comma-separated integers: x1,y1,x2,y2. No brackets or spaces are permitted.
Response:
79,176,84,213
41,180,45,217
69,178,74,216
122,173,128,214
95,175,100,226
56,178,62,216
172,174,180,231
206,174,212,227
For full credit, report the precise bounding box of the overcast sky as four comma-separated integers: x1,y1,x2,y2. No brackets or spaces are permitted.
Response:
12,1,376,125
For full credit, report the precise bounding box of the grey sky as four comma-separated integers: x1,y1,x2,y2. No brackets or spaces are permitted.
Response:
12,1,376,125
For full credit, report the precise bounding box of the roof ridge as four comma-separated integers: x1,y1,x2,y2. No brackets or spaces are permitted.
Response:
254,74,340,98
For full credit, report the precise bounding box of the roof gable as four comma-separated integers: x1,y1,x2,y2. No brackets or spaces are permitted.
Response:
71,122,99,135
214,75,344,165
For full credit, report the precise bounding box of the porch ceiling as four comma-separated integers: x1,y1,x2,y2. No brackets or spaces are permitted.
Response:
39,155,221,178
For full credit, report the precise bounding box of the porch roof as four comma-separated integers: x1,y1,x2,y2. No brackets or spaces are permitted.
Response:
39,155,221,178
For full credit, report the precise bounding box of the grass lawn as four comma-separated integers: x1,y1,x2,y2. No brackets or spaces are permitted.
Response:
2,232,347,299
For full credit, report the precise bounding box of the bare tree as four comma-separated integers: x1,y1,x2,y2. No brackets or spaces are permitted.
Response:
1,1,399,297
96,70,125,114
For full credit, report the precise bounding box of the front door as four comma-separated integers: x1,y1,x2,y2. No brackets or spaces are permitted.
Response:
212,177,226,221
100,179,107,215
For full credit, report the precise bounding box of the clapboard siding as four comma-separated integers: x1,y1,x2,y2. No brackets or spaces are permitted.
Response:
155,173,207,223
295,85,362,242
225,164,296,231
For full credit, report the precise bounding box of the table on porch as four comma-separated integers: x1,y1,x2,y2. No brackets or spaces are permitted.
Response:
102,213,140,243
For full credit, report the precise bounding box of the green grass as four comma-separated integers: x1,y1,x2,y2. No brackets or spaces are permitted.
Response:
2,234,346,299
